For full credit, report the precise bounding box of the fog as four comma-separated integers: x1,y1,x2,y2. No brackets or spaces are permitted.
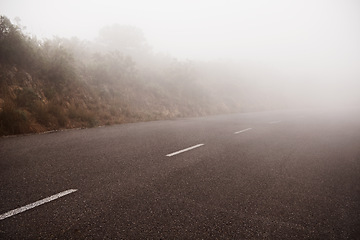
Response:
2,0,360,108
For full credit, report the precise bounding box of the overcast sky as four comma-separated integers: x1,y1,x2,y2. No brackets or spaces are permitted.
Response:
1,0,359,60
1,0,360,106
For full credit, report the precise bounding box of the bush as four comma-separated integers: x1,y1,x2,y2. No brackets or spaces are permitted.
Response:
32,101,51,126
43,87,56,100
48,102,67,127
15,87,38,108
0,103,30,135
68,105,97,127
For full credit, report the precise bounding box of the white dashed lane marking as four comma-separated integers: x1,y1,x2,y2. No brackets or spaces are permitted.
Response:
0,189,78,220
166,144,205,157
234,128,252,134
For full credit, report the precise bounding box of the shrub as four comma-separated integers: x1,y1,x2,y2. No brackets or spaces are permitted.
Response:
68,105,97,127
32,101,51,126
0,103,30,135
43,87,56,100
15,87,38,108
48,102,67,127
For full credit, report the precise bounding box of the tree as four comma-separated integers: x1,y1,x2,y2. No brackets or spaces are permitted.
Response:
40,39,76,86
0,16,37,68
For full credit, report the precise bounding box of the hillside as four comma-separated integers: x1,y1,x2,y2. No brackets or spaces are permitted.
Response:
0,16,248,136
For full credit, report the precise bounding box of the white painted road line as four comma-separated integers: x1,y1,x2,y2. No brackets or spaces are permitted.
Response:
269,121,282,124
234,128,252,134
0,189,78,221
166,144,205,157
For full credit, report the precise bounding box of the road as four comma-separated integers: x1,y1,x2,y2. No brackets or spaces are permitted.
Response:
1,108,359,239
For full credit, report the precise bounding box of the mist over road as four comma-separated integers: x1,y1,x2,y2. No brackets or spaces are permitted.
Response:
1,108,359,239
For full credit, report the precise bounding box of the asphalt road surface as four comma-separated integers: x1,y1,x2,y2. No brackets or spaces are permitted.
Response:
1,108,359,239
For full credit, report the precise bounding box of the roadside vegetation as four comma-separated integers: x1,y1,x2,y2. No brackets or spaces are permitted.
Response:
0,15,268,136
